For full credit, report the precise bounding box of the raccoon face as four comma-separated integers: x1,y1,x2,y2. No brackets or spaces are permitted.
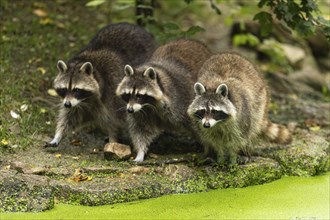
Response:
116,65,163,113
53,60,100,108
188,82,236,128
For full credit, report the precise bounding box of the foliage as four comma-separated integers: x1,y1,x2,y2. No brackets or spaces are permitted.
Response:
255,0,330,40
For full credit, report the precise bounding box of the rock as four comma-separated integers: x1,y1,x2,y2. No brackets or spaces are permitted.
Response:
0,170,54,212
104,143,132,161
128,166,150,174
306,28,330,58
163,164,195,180
280,43,306,68
255,131,330,176
289,65,328,93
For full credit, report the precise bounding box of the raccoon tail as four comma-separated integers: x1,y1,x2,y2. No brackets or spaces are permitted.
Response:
262,120,292,144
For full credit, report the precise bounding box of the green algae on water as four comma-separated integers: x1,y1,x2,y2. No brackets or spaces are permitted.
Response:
2,172,329,220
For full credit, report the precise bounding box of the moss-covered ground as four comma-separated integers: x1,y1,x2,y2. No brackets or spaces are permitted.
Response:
3,172,329,219
1,0,329,214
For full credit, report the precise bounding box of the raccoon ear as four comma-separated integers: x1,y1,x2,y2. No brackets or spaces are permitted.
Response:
124,65,134,76
144,67,157,80
194,82,206,96
57,60,67,73
216,84,228,97
80,62,93,75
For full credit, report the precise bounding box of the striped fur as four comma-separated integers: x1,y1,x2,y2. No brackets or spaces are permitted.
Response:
116,39,212,162
48,23,156,147
188,52,292,164
262,121,292,144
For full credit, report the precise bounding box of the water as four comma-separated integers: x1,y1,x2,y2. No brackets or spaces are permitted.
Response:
2,172,329,220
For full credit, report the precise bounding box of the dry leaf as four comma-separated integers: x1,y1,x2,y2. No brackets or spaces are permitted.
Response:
20,104,28,112
309,126,321,132
68,168,92,182
33,9,47,17
70,139,82,146
40,18,53,25
37,67,46,75
10,110,21,119
47,89,57,97
1,139,8,146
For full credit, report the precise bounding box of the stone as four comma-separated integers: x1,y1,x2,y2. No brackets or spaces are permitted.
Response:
280,43,306,67
0,170,54,212
128,166,150,174
104,143,132,160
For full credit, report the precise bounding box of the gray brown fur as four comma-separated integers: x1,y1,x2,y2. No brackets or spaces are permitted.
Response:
187,52,292,164
116,39,212,162
49,23,156,146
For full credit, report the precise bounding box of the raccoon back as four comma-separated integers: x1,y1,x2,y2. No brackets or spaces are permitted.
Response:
74,22,156,66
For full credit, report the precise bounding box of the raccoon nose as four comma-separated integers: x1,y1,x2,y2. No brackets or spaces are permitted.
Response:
64,101,72,108
127,106,134,113
203,122,211,128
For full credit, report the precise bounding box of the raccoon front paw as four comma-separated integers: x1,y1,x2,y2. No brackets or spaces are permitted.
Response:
133,151,145,162
44,139,59,148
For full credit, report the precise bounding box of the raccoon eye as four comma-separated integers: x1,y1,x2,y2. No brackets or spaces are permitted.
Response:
211,110,229,121
72,88,93,99
121,94,130,103
136,94,155,104
194,109,205,119
55,88,67,98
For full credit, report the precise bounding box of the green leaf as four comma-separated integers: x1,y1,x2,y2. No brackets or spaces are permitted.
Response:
232,34,260,47
317,16,330,27
210,0,221,15
184,25,205,36
253,11,273,36
163,22,181,31
257,0,268,8
184,0,194,4
86,0,106,7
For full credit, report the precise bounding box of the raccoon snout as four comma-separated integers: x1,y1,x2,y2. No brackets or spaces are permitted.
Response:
203,121,211,128
64,101,72,108
127,106,134,113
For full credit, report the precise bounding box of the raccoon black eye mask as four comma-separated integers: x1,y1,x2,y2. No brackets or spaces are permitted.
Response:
211,109,229,121
55,88,93,100
194,109,229,121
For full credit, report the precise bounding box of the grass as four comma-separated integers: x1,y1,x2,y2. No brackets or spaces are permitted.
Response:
0,0,113,154
0,0,213,154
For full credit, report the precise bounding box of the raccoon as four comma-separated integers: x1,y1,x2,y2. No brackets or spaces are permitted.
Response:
116,39,212,162
187,52,292,164
48,23,156,147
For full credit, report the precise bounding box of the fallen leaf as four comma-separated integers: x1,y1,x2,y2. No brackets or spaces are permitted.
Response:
70,139,82,146
37,67,46,74
20,104,28,112
1,139,8,146
10,110,21,119
305,119,318,127
47,89,57,97
33,9,47,17
40,18,53,25
309,126,320,132
55,154,62,158
68,168,92,182
55,22,65,29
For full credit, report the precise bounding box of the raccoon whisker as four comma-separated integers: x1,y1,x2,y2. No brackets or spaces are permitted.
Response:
144,103,158,114
115,106,127,112
139,107,149,117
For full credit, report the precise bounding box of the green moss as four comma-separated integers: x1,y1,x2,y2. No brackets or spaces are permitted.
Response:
3,172,329,219
274,148,330,176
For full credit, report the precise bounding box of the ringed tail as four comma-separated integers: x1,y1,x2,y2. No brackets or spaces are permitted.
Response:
263,121,292,144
